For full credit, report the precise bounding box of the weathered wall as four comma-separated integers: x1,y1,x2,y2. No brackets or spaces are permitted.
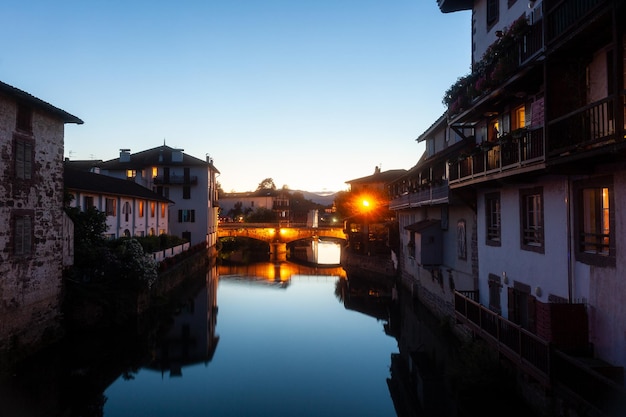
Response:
0,95,64,353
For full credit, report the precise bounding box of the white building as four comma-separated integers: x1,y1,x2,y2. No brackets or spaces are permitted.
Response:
64,164,171,239
97,145,220,248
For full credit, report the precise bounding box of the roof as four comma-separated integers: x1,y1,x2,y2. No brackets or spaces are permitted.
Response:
416,112,447,143
64,166,172,203
437,0,473,13
0,80,83,124
346,169,407,185
404,219,441,232
99,145,220,173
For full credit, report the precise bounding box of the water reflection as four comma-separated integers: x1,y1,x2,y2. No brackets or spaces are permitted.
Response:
288,238,343,266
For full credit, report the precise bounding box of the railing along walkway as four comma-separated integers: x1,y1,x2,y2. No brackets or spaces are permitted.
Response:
454,290,626,414
454,291,550,385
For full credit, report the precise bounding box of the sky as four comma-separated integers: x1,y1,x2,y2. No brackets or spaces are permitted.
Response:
2,1,470,193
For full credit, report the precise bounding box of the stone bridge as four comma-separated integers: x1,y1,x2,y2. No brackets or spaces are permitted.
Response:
218,222,346,261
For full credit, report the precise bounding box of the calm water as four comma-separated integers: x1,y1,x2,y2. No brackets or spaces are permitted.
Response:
1,240,536,416
103,264,398,417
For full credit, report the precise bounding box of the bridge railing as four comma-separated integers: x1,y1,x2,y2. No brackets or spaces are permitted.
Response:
219,222,343,229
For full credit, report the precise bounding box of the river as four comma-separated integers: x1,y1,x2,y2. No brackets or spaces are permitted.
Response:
0,241,537,416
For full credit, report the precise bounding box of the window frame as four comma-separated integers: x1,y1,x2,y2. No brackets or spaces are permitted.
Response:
488,273,502,314
574,176,615,266
14,135,34,181
485,192,502,246
519,187,544,253
105,198,117,216
486,0,499,29
13,210,34,257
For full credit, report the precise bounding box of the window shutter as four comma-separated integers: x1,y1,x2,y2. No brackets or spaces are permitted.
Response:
190,210,195,223
178,210,182,222
24,142,32,179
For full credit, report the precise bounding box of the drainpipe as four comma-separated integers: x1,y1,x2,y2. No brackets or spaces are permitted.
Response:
566,176,573,302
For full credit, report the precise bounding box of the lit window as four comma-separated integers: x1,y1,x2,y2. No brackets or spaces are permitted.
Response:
576,177,614,265
152,167,158,178
161,203,167,218
105,198,116,216
151,202,156,218
139,201,144,217
126,169,136,180
512,105,526,130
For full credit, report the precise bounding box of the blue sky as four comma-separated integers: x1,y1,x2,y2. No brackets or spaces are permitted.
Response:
2,1,470,193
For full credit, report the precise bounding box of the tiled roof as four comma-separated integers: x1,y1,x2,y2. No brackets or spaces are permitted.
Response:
0,80,83,124
64,166,171,203
346,169,407,185
98,145,214,170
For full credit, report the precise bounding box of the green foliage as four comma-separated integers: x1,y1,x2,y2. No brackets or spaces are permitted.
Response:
245,207,276,222
256,177,276,191
133,234,187,253
110,239,158,288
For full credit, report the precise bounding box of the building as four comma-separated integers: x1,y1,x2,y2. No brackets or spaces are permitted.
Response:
390,0,626,412
388,115,476,318
64,164,172,239
97,146,220,248
219,189,290,223
0,81,82,352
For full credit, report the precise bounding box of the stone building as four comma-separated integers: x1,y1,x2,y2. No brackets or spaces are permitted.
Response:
0,81,82,353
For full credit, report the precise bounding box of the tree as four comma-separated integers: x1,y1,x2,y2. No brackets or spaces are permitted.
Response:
257,177,276,191
246,207,276,222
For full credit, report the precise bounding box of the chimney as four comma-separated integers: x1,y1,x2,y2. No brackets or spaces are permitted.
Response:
120,149,131,162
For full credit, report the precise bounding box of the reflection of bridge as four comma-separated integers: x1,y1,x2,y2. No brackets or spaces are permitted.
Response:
218,223,346,261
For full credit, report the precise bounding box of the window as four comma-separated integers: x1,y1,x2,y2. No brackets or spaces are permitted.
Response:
151,202,156,218
16,104,32,133
178,209,195,223
488,274,502,314
152,166,158,178
520,187,544,252
123,201,132,222
126,169,137,180
15,137,33,180
487,0,499,28
105,198,116,216
84,196,94,210
575,177,614,266
183,186,191,199
161,203,167,218
14,213,33,256
512,104,526,130
485,192,501,245
407,232,416,259
139,201,144,217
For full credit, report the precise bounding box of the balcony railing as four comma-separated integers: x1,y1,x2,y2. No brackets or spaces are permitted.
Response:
547,92,625,156
154,175,198,185
388,181,449,210
545,0,606,44
449,128,545,184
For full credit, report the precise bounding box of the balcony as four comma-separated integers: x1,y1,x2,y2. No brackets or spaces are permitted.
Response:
449,128,545,185
547,92,626,158
153,174,198,185
389,181,449,210
545,0,607,45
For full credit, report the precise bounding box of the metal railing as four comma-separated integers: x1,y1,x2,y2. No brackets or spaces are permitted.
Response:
545,0,606,44
449,128,545,184
547,92,625,156
389,181,449,210
454,291,550,383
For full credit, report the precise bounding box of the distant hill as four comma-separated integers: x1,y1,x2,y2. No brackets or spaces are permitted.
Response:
299,191,338,206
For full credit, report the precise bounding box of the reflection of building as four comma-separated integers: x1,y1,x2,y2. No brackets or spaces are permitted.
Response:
148,266,219,377
64,164,172,239
0,80,82,352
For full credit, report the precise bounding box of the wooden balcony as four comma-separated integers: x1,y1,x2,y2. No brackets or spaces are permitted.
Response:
449,128,545,185
388,181,449,210
547,92,626,157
